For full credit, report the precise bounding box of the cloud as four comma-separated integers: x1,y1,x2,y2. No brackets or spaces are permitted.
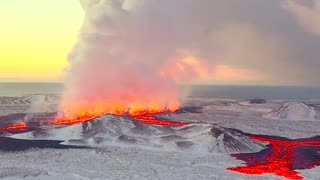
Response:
283,0,320,36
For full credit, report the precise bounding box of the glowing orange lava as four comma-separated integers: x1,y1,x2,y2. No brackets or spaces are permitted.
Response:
54,105,184,127
1,123,27,132
54,113,98,125
55,98,180,125
227,135,320,180
133,114,186,126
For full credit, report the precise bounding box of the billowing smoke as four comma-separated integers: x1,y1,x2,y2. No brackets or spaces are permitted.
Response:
61,0,216,116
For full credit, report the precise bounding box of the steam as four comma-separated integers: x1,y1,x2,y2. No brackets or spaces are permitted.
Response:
283,0,320,36
61,0,320,116
61,0,216,115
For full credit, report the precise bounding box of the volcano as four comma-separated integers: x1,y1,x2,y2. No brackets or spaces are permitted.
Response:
2,109,320,179
0,109,186,135
53,109,185,127
1,111,266,154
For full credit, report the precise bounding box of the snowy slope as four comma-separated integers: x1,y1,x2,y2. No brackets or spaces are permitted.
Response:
0,147,285,180
12,115,266,154
2,97,320,179
265,102,319,121
0,95,60,116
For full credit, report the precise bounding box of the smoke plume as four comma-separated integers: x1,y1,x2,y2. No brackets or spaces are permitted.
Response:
61,0,216,115
283,0,320,36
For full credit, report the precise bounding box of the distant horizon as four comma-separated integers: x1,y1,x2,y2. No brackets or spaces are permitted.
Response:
1,81,320,88
1,82,320,100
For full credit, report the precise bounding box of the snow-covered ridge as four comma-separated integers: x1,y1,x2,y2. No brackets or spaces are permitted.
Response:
0,94,60,105
11,115,266,154
0,94,60,115
265,102,319,121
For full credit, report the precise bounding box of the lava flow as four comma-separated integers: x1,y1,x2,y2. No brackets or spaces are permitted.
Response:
227,135,320,180
1,123,27,132
131,113,186,126
54,108,186,127
54,113,98,125
0,107,185,134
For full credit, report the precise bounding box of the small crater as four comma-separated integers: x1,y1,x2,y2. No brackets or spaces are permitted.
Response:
176,141,195,149
93,137,104,144
160,135,185,142
118,135,137,144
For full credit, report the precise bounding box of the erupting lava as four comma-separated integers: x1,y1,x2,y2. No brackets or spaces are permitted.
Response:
0,105,185,134
56,94,180,123
54,107,185,127
227,135,320,180
54,100,182,126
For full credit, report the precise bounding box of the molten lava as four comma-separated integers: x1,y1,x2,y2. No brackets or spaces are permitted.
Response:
0,108,185,135
132,114,186,126
55,99,180,125
54,105,184,127
1,123,27,132
227,135,320,180
54,113,98,125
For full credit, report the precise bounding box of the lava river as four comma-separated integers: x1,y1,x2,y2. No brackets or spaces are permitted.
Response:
227,135,320,180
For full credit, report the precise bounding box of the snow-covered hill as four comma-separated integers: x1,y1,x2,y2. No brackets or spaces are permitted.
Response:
2,98,320,180
265,102,319,121
12,115,265,154
0,95,60,115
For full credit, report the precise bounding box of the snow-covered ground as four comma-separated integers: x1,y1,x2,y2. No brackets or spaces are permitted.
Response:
0,94,60,116
164,98,320,138
265,102,319,121
11,115,266,154
0,147,286,180
1,95,320,179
